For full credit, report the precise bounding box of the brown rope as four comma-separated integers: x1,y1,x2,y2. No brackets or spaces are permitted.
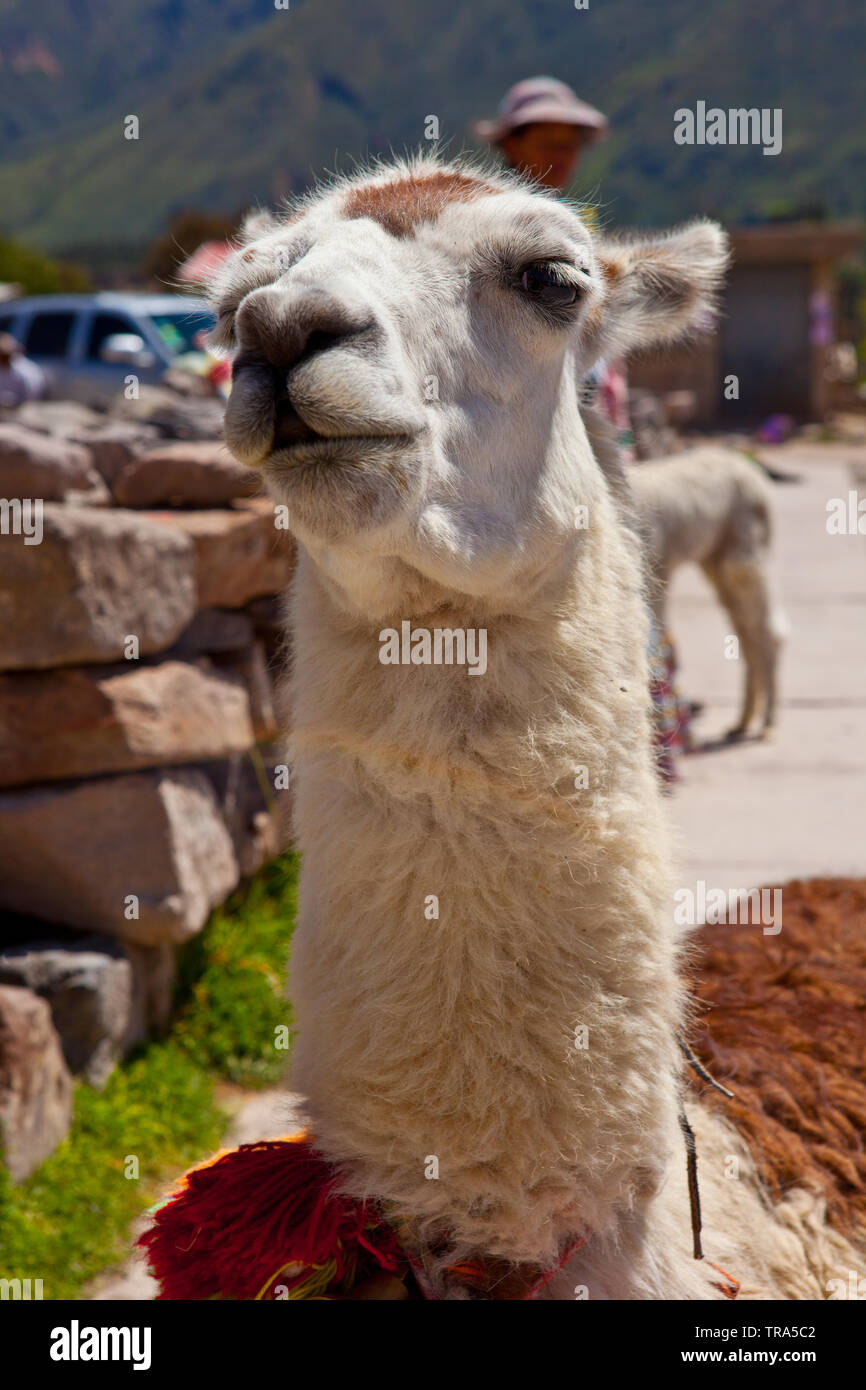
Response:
678,1101,704,1259
676,1031,735,1100
675,1032,736,1263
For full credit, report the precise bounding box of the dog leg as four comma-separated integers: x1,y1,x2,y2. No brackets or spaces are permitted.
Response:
702,558,765,739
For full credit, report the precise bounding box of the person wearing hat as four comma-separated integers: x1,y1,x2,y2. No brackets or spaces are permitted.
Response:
474,76,607,193
0,332,46,409
475,78,629,449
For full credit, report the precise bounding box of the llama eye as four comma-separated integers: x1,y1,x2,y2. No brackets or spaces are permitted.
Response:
519,263,580,310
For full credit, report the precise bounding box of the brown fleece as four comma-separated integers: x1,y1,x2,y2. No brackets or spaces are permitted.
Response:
689,877,866,1239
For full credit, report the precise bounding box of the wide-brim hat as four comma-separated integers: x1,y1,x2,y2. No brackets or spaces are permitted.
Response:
474,76,608,146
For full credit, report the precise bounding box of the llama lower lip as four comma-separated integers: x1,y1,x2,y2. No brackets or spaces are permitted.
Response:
267,434,416,463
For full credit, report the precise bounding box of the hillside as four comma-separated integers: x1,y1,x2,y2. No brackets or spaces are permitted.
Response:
0,0,862,256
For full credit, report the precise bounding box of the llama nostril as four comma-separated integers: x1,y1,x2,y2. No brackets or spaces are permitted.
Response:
299,329,343,363
237,286,375,372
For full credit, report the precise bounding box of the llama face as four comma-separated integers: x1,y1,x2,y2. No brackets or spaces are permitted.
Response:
214,160,727,617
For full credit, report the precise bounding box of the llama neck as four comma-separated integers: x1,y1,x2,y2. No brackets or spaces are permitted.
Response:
286,534,685,1269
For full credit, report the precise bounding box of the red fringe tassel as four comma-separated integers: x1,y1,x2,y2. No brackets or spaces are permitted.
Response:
137,1133,404,1300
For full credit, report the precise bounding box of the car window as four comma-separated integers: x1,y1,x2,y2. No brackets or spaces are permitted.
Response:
24,312,76,358
87,312,138,360
149,310,215,356
0,312,16,336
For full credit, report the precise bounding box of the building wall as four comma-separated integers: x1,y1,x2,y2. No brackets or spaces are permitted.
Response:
719,263,812,421
627,222,863,428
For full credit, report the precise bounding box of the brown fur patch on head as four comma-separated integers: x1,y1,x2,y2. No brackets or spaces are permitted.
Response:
689,878,866,1239
597,255,622,285
582,302,605,337
343,170,496,238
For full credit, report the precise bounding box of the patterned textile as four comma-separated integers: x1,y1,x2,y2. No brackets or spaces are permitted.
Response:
649,622,693,784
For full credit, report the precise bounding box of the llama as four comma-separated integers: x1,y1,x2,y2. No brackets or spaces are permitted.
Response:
629,448,784,739
168,157,862,1299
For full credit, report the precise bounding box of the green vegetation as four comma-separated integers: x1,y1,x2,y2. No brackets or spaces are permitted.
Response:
172,854,298,1086
0,853,299,1300
0,237,89,294
0,0,861,256
0,1045,222,1299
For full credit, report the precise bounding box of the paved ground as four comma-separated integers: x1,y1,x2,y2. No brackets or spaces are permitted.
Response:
85,439,864,1299
667,441,866,887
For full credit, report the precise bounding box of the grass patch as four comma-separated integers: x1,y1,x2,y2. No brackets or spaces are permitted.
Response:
172,854,298,1085
0,1045,223,1298
0,852,299,1300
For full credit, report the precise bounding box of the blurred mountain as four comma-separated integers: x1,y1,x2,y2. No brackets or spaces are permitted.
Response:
0,0,862,254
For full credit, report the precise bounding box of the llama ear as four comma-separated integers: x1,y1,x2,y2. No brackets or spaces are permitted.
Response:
590,220,729,358
240,207,280,242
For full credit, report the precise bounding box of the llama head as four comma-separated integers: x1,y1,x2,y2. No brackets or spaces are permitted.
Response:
213,156,727,618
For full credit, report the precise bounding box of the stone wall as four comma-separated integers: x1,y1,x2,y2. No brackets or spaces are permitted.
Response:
0,394,294,1175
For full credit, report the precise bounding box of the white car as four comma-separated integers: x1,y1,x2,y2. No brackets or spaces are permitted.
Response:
0,293,216,407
